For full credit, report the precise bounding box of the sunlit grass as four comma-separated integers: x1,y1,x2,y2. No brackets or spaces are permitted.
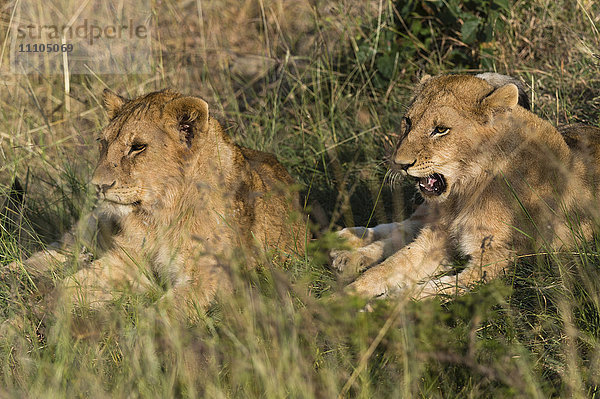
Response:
0,0,598,397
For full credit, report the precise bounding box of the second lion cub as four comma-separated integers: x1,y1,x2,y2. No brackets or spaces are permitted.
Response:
332,74,600,299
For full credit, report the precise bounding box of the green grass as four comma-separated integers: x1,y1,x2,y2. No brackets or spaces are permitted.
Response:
0,0,600,397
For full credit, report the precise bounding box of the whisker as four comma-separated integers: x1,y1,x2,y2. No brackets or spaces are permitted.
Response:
386,170,401,191
386,170,395,187
383,169,392,184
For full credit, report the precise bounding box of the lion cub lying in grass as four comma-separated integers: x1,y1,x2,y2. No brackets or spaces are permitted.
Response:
332,74,600,299
15,89,306,317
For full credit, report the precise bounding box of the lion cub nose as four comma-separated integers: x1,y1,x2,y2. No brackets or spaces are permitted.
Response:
393,158,416,172
97,181,116,194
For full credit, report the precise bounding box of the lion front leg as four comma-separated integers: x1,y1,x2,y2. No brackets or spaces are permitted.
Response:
344,225,451,298
335,223,400,248
6,246,68,277
331,215,426,274
414,246,511,299
331,234,409,276
158,255,231,321
5,208,116,281
57,249,152,310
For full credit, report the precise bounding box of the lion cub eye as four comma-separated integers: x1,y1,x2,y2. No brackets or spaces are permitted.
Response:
129,143,147,155
431,126,450,136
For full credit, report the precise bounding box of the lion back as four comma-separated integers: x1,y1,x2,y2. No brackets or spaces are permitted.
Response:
239,147,295,185
237,147,306,255
559,124,600,187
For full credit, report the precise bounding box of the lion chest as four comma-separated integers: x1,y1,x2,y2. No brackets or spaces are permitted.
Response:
447,196,513,258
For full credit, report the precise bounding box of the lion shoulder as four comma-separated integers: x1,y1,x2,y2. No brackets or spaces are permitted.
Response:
238,147,295,187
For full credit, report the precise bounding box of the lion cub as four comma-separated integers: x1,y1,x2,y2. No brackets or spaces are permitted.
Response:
332,74,600,299
16,89,307,316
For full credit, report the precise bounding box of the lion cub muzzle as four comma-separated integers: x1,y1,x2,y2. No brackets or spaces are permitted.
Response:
390,157,447,197
91,174,141,205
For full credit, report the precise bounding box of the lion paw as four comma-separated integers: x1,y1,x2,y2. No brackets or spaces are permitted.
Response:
344,278,387,299
330,249,374,275
336,226,371,248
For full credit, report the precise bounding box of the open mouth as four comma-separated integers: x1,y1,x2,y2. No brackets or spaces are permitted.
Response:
417,173,447,196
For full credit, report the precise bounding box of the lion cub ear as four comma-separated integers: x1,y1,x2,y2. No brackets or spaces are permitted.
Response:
481,83,519,112
102,89,128,119
164,96,209,149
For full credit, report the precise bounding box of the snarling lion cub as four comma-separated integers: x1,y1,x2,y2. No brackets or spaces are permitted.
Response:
332,74,600,299
16,89,307,317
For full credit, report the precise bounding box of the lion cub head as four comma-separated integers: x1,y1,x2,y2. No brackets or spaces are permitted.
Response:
391,75,521,201
92,89,225,214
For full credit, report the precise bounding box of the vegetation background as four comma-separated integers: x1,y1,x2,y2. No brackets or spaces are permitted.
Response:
0,0,599,397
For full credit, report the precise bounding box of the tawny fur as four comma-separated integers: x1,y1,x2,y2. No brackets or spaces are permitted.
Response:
16,89,307,317
331,74,600,299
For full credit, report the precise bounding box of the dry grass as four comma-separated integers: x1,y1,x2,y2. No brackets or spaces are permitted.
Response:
0,0,598,397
